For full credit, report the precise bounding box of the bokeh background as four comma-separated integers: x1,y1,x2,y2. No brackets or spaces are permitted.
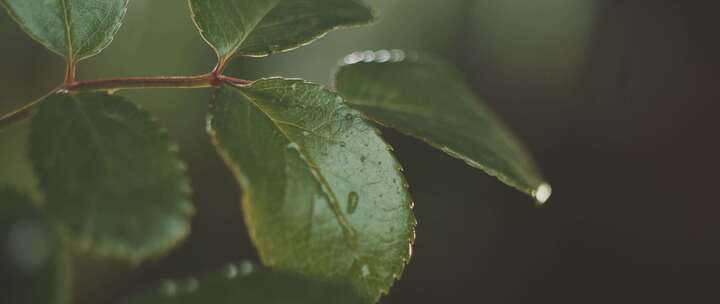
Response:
1,0,718,303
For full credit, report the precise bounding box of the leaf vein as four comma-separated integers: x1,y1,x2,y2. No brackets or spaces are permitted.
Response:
235,88,360,248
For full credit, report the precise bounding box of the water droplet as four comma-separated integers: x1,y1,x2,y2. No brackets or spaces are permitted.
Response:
533,183,552,205
57,89,70,94
287,142,300,150
406,50,420,62
343,52,364,65
239,260,254,276
268,44,281,54
361,51,376,62
335,96,343,103
182,278,198,293
302,131,310,136
390,49,406,62
224,263,238,279
290,83,298,90
159,280,178,297
5,220,50,273
375,50,392,63
360,264,370,277
347,191,360,214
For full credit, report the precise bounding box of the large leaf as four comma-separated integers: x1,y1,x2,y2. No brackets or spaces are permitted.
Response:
0,0,128,62
334,50,552,204
0,186,70,304
121,261,364,304
188,0,374,63
29,92,194,260
208,79,415,302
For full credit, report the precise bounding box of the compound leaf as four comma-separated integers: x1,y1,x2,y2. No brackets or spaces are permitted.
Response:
335,51,552,203
0,186,70,304
188,0,374,63
121,261,364,304
208,79,415,302
29,92,194,260
0,0,128,62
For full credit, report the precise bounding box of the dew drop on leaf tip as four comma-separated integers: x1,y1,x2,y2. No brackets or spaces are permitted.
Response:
533,183,552,205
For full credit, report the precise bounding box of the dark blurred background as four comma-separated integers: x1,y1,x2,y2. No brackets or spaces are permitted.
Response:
1,0,718,303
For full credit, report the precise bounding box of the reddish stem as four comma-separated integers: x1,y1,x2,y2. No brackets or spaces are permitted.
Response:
64,60,76,84
0,72,253,127
63,73,251,92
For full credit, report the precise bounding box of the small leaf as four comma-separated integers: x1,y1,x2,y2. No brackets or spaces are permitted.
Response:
0,0,128,62
121,261,364,304
188,0,374,63
29,92,194,260
208,79,415,302
335,50,552,203
0,186,70,304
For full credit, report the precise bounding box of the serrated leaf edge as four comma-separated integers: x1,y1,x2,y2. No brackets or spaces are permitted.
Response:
0,0,129,62
187,0,377,62
332,50,552,203
207,78,415,302
30,92,195,262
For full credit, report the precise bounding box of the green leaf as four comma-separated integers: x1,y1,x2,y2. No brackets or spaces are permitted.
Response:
334,50,552,204
0,186,70,304
121,261,365,304
29,92,194,260
0,0,128,62
208,79,415,302
188,0,374,62
0,118,41,201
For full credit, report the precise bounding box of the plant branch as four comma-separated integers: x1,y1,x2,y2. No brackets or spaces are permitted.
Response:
64,74,252,92
66,74,207,92
0,74,252,128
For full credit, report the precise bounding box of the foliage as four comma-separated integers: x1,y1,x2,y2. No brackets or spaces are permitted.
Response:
0,0,551,303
